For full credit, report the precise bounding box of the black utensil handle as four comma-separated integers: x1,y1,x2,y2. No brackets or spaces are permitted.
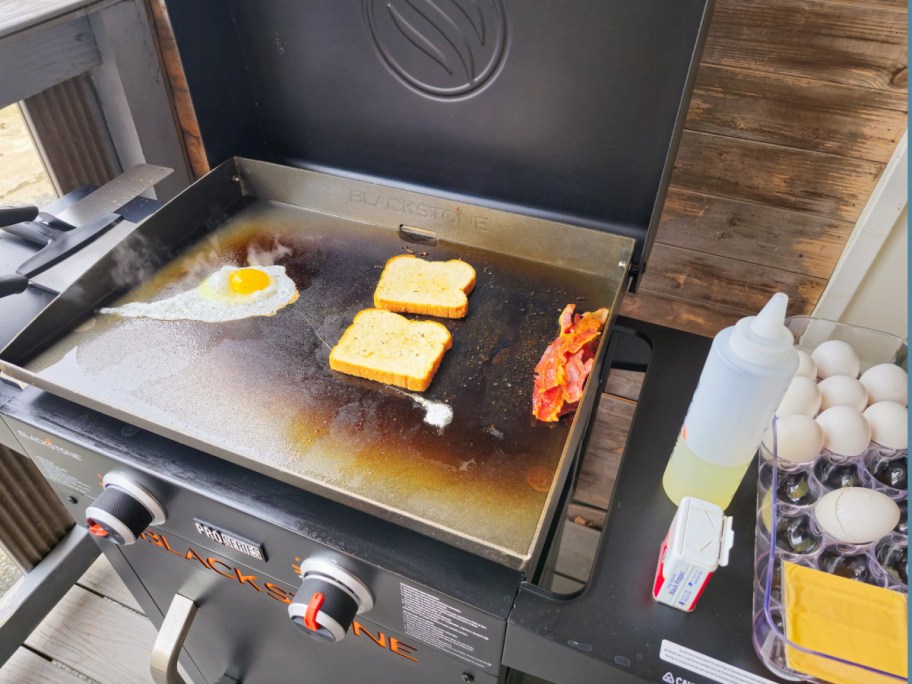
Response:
0,274,29,298
16,212,122,279
0,206,39,228
1,221,54,246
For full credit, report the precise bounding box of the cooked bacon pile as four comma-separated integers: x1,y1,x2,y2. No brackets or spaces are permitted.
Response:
532,304,609,422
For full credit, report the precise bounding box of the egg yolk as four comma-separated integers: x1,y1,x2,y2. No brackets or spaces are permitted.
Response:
229,267,271,294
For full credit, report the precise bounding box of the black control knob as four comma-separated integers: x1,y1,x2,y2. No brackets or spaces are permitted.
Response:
85,473,165,545
288,559,374,643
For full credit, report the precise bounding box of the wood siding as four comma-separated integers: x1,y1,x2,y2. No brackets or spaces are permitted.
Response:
147,1,907,337
622,0,908,335
144,0,208,179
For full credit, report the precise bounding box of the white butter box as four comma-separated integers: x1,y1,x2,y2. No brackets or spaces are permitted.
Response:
653,496,735,612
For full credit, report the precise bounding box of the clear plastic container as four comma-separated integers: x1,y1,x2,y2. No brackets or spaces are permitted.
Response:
664,293,798,509
752,317,908,682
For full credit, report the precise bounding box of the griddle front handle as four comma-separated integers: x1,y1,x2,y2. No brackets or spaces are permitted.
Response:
151,594,197,684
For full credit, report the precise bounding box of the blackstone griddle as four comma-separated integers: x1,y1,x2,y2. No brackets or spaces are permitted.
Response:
1,159,632,571
0,3,798,684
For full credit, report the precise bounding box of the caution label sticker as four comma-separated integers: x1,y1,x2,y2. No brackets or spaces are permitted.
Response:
660,640,778,684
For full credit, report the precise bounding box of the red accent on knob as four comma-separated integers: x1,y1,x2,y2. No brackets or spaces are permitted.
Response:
304,592,325,631
88,521,108,537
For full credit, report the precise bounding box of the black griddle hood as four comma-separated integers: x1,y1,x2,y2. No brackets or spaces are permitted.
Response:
163,0,712,284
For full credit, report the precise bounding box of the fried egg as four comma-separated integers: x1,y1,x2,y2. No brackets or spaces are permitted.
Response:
99,265,298,322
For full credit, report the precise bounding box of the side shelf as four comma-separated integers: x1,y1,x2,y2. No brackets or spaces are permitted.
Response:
504,319,781,684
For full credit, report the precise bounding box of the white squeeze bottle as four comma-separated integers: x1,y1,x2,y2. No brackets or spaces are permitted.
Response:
662,292,798,510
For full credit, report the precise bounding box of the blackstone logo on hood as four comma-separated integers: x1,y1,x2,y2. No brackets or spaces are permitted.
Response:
364,0,508,98
17,430,82,461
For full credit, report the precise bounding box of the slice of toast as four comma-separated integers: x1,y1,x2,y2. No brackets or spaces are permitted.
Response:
374,255,476,319
329,308,453,391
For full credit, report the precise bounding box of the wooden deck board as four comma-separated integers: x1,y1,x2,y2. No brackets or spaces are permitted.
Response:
25,585,156,684
0,648,88,684
573,396,637,510
603,369,644,402
554,522,601,585
554,372,645,588
77,555,144,614
567,502,606,531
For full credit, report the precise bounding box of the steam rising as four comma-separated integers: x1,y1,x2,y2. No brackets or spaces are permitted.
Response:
247,239,292,267
102,230,296,319
108,232,162,291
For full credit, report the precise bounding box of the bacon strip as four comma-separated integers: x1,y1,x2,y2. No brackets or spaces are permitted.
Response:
531,384,564,423
532,304,609,422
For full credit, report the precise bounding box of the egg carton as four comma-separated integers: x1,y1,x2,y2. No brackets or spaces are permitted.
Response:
752,318,908,683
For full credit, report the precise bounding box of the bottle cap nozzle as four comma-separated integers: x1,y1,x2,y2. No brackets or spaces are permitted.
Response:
751,292,789,339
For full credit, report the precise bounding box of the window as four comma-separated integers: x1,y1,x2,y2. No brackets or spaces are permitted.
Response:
0,104,56,208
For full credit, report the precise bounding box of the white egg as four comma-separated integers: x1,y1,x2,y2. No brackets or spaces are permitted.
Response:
816,405,871,457
859,364,908,406
762,414,824,464
812,340,861,379
863,401,908,450
817,375,868,412
794,350,817,379
814,487,900,544
777,376,822,417
99,265,299,322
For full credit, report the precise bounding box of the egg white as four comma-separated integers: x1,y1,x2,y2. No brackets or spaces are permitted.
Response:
99,265,299,322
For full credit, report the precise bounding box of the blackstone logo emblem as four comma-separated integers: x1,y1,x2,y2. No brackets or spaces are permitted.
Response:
17,430,82,461
364,0,508,98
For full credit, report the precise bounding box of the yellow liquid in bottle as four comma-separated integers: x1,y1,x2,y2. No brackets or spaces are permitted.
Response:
662,437,752,510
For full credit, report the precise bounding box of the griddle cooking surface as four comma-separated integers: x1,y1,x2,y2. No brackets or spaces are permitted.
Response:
26,200,610,568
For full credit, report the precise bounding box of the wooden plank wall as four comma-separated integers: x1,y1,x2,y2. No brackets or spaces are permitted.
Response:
622,0,908,336
144,0,208,180
146,0,907,338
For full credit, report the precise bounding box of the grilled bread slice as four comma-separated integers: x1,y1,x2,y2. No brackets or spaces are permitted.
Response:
374,255,476,319
329,308,453,391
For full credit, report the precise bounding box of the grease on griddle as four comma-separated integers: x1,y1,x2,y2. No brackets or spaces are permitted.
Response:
527,466,554,493
217,228,314,292
29,200,611,560
395,391,454,430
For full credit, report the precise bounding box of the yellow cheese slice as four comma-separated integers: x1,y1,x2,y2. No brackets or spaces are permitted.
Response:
782,561,907,684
